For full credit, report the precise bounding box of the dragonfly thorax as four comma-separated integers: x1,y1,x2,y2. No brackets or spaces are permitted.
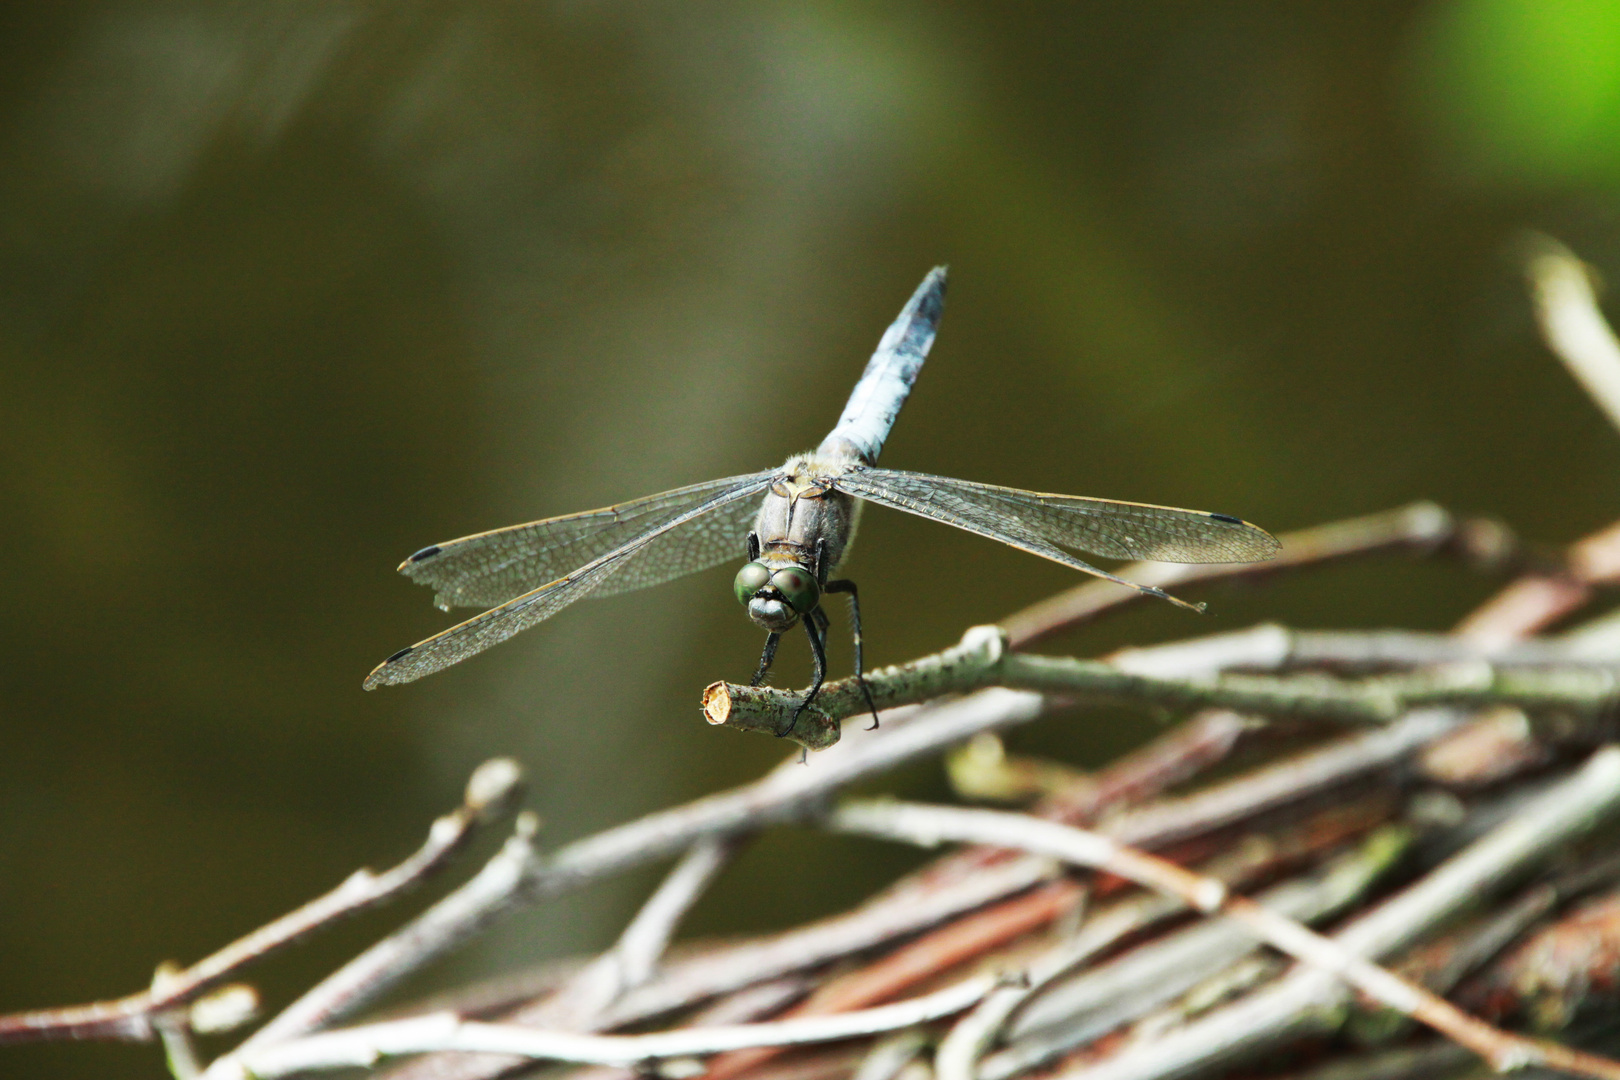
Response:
750,453,862,599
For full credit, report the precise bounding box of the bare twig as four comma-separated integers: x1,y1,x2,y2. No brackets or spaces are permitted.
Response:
700,881,1081,1080
1457,230,1620,644
401,704,1292,1080
598,856,1054,1032
705,626,1620,738
1033,709,1259,826
394,838,744,1080
1469,886,1620,1031
1348,880,1561,1045
207,689,1049,1072
543,838,742,1029
972,824,1413,1080
1273,1040,1476,1080
214,976,998,1079
1045,745,1620,1080
827,760,1620,1080
0,758,524,1046
1526,234,1620,435
852,1029,931,1080
1111,624,1620,679
223,811,544,1065
1103,708,1458,849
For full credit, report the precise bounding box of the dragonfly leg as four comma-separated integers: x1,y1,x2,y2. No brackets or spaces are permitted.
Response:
750,632,781,687
781,616,828,738
747,532,761,561
825,579,881,730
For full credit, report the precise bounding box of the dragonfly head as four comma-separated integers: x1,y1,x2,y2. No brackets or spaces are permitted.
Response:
735,561,819,631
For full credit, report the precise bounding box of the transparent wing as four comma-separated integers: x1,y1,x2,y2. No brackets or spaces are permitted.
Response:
400,472,778,610
366,475,776,688
834,468,1277,565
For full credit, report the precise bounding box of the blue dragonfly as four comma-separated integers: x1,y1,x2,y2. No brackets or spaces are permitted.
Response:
365,269,1279,734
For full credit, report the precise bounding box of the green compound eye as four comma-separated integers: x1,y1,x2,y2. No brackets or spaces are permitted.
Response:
734,561,772,606
770,566,820,614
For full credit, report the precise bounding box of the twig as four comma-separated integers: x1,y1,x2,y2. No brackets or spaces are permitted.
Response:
999,502,1469,648
220,811,545,1065
1033,709,1258,826
1273,1040,1476,1080
702,627,1009,748
407,703,1283,1080
852,1029,931,1080
700,882,1081,1080
1348,880,1561,1044
1525,234,1620,435
1103,708,1458,849
598,856,1054,1032
972,824,1413,1080
1046,744,1620,1080
157,1013,204,1080
390,838,743,1080
827,763,1620,1080
546,980,819,1080
1456,235,1620,645
705,626,1620,737
1468,886,1620,1031
214,976,998,1079
207,688,1049,1071
153,965,205,1080
1110,624,1620,680
543,838,742,1029
0,758,524,1046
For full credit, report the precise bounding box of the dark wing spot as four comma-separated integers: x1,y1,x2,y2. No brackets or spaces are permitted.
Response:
385,646,414,663
408,545,442,563
1208,513,1243,525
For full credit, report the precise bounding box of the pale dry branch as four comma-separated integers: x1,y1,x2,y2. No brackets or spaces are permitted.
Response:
541,838,742,1030
1043,744,1620,1080
1526,234,1620,436
211,975,998,1079
974,825,1414,1080
827,760,1620,1080
0,758,524,1046
203,688,1049,1075
705,626,1620,741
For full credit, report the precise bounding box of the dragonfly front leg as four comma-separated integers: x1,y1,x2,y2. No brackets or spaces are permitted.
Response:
781,615,828,738
825,579,881,730
750,632,781,687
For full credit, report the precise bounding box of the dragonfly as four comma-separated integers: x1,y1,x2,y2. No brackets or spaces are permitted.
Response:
365,268,1279,736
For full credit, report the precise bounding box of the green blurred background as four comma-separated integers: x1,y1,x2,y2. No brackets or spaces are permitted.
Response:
4,2,1620,1076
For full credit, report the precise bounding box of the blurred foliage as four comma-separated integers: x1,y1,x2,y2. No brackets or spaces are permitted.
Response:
1408,0,1620,187
2,3,1620,1077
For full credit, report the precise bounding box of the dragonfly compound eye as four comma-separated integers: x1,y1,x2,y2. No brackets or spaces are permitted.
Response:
770,567,820,614
734,561,772,606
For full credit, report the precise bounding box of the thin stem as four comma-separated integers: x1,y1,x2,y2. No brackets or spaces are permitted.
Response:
208,687,1050,1070
704,625,1620,737
214,976,997,1079
519,838,742,1032
0,758,524,1046
828,764,1620,1080
1525,234,1620,435
224,812,543,1061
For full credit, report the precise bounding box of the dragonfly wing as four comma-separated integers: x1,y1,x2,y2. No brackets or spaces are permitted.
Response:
400,471,779,609
366,475,776,688
835,469,1279,564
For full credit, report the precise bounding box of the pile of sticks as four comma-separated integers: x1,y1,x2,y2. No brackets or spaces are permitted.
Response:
7,238,1620,1080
